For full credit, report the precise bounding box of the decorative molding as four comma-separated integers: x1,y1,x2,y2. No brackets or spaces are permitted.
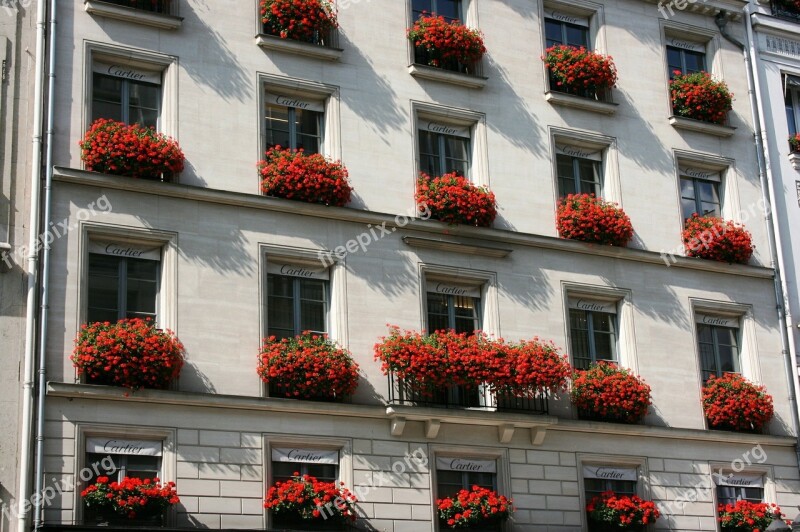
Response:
789,153,800,171
255,34,343,61
84,1,183,30
0,242,11,273
52,167,776,279
403,236,512,258
670,116,737,138
545,91,618,115
425,419,441,439
408,64,488,90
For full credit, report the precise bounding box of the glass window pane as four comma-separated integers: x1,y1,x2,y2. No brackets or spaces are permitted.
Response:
685,51,706,73
466,472,496,491
93,74,123,105
787,90,798,136
129,107,159,129
699,342,717,380
128,82,160,111
696,180,719,204
666,47,683,77
437,470,465,499
126,279,158,316
306,463,338,483
300,300,326,333
565,24,589,48
570,309,591,368
436,0,462,21
444,135,469,161
578,159,602,195
92,101,123,123
265,105,292,150
268,297,294,334
299,279,326,302
426,292,450,333
544,19,564,47
295,109,322,150
412,0,433,18
88,254,120,322
444,158,468,178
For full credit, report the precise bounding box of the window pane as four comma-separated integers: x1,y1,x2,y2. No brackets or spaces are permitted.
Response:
436,0,462,21
698,341,717,380
92,101,123,124
443,135,469,176
565,23,589,48
577,158,602,195
299,279,325,302
267,275,295,337
592,312,617,362
272,461,298,484
666,47,683,77
125,258,159,319
88,254,120,322
306,463,338,483
570,309,591,369
544,19,564,47
295,109,322,154
437,470,465,499
265,105,292,150
453,296,480,334
129,107,159,129
128,82,160,112
300,300,326,333
93,74,123,105
412,0,433,18
787,90,798,136
426,292,450,333
685,51,706,74
125,455,161,480
466,472,496,491
419,130,442,176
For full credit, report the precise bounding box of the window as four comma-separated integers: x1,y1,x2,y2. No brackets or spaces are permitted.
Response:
418,122,471,178
569,298,618,370
99,0,173,13
426,281,481,334
544,13,590,48
412,0,462,22
680,167,721,220
666,43,706,78
92,62,162,129
264,93,324,154
87,241,161,324
784,75,800,137
271,447,339,484
696,314,740,382
436,456,497,499
266,262,329,341
556,144,603,197
583,465,637,532
715,474,764,505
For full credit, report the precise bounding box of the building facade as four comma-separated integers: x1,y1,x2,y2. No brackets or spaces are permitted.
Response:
5,0,800,531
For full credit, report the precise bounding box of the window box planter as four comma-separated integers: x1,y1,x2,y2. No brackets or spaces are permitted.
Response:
82,476,179,525
542,46,617,104
586,492,660,532
408,63,488,89
670,71,733,133
256,33,343,61
702,373,774,433
416,172,497,227
718,500,785,531
258,147,352,206
258,333,359,402
545,90,618,115
265,474,358,528
437,486,513,530
669,116,736,138
556,194,634,247
682,214,754,264
80,119,185,181
71,318,185,391
571,362,652,424
407,15,486,85
84,1,183,30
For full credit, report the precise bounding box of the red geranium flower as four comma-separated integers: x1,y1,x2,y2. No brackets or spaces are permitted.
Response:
587,491,660,529
682,214,753,264
557,193,634,247
416,172,497,227
670,71,733,125
264,474,357,524
437,486,513,529
718,499,784,531
407,14,486,68
571,362,652,424
542,45,617,99
258,146,352,207
259,0,338,43
81,476,179,520
702,373,774,432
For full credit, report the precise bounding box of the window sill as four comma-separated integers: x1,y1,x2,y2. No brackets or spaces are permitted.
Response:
408,63,488,90
545,91,618,115
789,152,800,170
255,34,343,61
0,242,11,273
83,0,183,30
669,116,736,138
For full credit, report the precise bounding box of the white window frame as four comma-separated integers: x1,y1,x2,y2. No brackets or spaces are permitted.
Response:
673,151,739,226
257,73,341,162
578,454,649,532
419,263,498,337
84,42,178,137
660,23,719,117
550,128,620,205
264,434,352,530
75,423,177,526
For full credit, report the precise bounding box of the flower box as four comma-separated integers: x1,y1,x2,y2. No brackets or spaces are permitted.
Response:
264,474,358,527
718,500,785,531
571,362,652,424
669,116,736,138
545,90,618,115
416,172,497,227
71,318,185,391
437,486,513,530
258,333,359,402
259,0,338,46
586,491,660,531
258,147,352,206
80,119,185,181
556,194,634,247
702,373,774,433
542,46,617,102
682,214,754,264
407,14,486,75
82,476,179,524
670,71,732,125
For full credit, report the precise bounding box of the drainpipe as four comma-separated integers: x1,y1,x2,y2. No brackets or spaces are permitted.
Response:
718,7,800,466
32,0,57,528
18,0,48,531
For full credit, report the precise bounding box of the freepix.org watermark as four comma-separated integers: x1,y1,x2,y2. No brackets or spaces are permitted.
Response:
657,0,709,19
317,202,431,267
1,195,113,270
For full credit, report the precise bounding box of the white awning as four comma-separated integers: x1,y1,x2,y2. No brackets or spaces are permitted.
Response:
271,448,339,465
86,438,162,456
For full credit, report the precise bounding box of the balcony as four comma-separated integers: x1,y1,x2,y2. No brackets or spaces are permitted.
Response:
771,0,800,22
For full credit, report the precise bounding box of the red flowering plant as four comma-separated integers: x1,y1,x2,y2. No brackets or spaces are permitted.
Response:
586,491,660,531
257,332,359,401
489,337,572,397
702,373,774,432
264,473,358,525
407,14,486,72
670,71,733,125
437,486,513,529
542,46,618,100
557,194,634,247
571,362,652,424
80,119,185,181
259,146,352,207
259,0,338,44
416,172,497,227
718,500,784,532
773,0,800,15
81,476,180,521
789,133,800,153
682,214,754,264
71,318,185,391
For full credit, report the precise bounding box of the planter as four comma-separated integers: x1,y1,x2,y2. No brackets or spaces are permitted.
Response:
719,500,784,531
543,46,617,102
407,15,486,72
259,0,338,44
556,194,634,247
571,363,651,424
586,491,660,530
682,214,753,264
702,373,774,432
82,477,179,524
437,486,513,529
80,119,185,181
670,71,732,125
258,147,352,207
415,172,497,227
258,333,359,401
71,318,185,391
265,474,358,527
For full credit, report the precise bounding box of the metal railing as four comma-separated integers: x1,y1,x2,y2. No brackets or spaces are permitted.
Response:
413,48,485,77
387,373,549,415
772,1,800,22
99,0,175,15
261,25,340,49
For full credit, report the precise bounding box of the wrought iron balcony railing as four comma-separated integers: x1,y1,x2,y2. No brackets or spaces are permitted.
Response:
771,0,800,22
261,26,340,49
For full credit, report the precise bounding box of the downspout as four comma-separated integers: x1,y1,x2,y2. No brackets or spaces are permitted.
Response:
717,7,800,464
32,0,57,528
18,0,48,531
